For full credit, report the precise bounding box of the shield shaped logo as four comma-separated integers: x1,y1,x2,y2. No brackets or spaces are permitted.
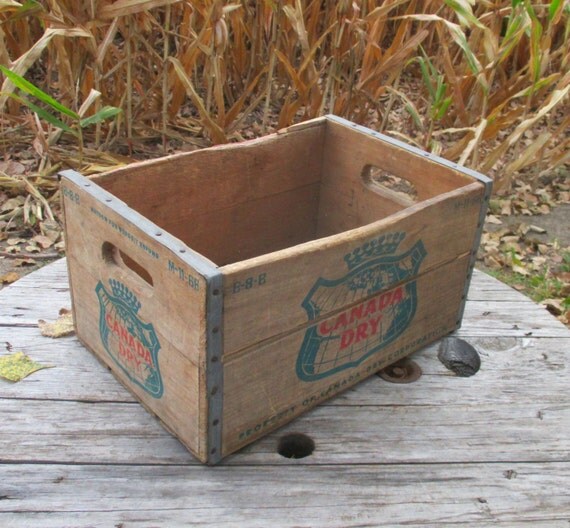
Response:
296,232,427,381
96,279,163,398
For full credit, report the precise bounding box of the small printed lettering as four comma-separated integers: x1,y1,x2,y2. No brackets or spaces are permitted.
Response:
238,405,296,441
454,195,482,210
167,260,200,290
233,272,267,294
90,207,160,260
62,186,80,204
235,324,452,443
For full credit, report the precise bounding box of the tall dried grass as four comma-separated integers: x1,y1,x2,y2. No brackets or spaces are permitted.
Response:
1,0,569,193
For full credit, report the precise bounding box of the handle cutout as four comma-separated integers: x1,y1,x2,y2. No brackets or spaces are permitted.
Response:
362,165,418,206
102,242,154,287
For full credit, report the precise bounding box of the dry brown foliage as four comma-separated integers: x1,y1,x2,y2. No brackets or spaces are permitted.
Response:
0,0,568,193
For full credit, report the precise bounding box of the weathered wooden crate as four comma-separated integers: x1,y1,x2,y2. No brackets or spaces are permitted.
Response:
60,115,491,464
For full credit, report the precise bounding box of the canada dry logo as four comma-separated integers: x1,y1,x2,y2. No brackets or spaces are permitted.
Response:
96,279,163,398
296,232,427,381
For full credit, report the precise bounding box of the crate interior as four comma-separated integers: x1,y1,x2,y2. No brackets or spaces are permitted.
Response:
95,119,476,267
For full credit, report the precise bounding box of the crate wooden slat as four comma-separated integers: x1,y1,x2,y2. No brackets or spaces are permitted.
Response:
60,115,491,463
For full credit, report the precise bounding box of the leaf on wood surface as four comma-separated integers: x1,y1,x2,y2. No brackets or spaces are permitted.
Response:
0,271,20,284
0,352,53,382
38,308,74,338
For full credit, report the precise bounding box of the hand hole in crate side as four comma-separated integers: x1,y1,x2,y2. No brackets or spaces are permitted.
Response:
361,165,418,206
101,242,154,287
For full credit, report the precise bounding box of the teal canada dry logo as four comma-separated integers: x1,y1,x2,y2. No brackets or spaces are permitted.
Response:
296,232,427,381
96,279,163,398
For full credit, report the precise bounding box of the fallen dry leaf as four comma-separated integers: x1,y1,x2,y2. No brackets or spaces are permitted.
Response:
540,299,563,316
24,245,41,253
40,220,61,243
0,197,25,212
13,258,37,267
512,265,530,276
0,271,20,284
0,352,53,382
486,214,503,225
0,160,26,176
7,237,26,246
32,235,54,249
38,308,75,338
500,201,512,216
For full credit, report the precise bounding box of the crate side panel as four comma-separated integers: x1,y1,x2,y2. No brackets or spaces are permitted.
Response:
317,119,479,237
61,178,209,462
165,182,321,266
221,182,484,356
94,123,325,231
221,254,471,457
322,118,473,200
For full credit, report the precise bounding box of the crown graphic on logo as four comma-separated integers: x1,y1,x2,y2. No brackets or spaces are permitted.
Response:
344,232,406,269
109,279,141,314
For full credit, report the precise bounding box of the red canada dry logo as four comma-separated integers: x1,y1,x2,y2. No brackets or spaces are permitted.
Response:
96,279,163,398
296,232,427,381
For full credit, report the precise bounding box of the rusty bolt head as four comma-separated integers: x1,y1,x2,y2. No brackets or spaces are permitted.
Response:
377,358,422,384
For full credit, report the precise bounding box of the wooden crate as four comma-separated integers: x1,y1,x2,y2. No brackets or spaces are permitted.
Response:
60,115,491,464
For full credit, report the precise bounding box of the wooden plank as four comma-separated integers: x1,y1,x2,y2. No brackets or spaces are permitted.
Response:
0,258,70,326
459,301,568,337
2,516,564,528
1,463,568,526
1,261,569,525
467,278,529,302
1,397,568,465
471,268,527,291
331,336,570,407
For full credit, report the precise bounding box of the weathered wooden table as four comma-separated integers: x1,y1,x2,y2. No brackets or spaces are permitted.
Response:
1,258,569,527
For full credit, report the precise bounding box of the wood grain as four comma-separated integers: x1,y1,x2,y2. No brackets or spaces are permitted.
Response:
61,175,211,461
0,260,569,526
1,464,568,527
94,122,325,266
